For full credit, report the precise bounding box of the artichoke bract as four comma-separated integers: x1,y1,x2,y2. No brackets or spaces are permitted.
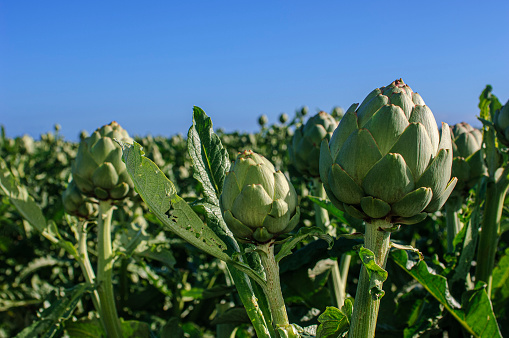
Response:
494,100,509,146
450,122,486,196
220,150,300,243
72,121,134,200
62,180,96,218
319,79,457,225
289,111,338,178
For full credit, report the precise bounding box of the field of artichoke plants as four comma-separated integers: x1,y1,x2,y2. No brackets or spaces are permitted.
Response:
0,79,508,338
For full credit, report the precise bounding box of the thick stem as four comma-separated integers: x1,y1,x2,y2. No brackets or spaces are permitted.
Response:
348,220,392,338
257,241,290,330
476,175,509,295
445,198,463,254
97,200,123,338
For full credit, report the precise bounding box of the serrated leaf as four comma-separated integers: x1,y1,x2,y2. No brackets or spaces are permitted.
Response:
119,140,231,260
316,299,353,338
187,106,230,205
15,283,93,338
392,249,502,337
275,226,333,263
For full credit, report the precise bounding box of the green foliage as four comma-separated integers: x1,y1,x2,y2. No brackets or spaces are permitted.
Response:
316,300,353,338
0,90,507,337
392,249,502,337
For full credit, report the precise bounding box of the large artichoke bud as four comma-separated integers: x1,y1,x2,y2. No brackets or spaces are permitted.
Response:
450,122,486,197
62,180,96,219
71,121,134,200
220,150,300,243
319,79,457,224
493,100,509,146
289,111,338,178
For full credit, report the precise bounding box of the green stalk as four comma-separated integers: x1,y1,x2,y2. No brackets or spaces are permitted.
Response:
348,220,392,338
311,178,350,308
475,169,509,295
97,200,123,338
257,240,290,331
77,221,102,316
445,197,463,254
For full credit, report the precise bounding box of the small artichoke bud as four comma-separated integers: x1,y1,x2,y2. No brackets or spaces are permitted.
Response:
16,135,35,155
331,106,344,120
62,180,96,219
494,100,509,147
71,121,134,200
258,115,268,127
450,122,486,198
300,106,309,117
279,113,289,124
79,130,89,141
289,111,338,178
220,150,300,243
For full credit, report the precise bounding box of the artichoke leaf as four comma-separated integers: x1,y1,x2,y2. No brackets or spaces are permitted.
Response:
336,129,382,186
328,108,359,158
362,153,415,204
394,212,428,225
357,94,388,128
425,177,458,213
319,139,333,187
360,196,391,219
221,172,241,210
390,122,433,182
232,184,272,228
363,105,409,155
329,164,365,205
344,204,367,220
417,148,453,199
409,105,440,155
391,187,432,217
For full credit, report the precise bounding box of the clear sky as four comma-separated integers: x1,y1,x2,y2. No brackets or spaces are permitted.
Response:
1,1,508,141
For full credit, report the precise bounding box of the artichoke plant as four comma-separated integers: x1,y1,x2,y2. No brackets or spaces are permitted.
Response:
289,111,338,178
220,150,300,243
62,180,96,218
450,122,486,197
320,79,457,225
493,99,509,147
72,121,134,200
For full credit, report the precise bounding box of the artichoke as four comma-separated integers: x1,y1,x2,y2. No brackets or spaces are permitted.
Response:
258,115,268,127
220,150,300,243
62,180,96,219
319,79,457,224
493,100,509,146
450,122,486,197
289,111,338,178
71,121,134,200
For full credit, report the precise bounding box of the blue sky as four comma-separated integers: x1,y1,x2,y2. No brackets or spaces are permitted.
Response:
1,1,508,141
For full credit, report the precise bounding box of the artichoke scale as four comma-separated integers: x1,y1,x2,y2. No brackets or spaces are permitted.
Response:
361,153,415,204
